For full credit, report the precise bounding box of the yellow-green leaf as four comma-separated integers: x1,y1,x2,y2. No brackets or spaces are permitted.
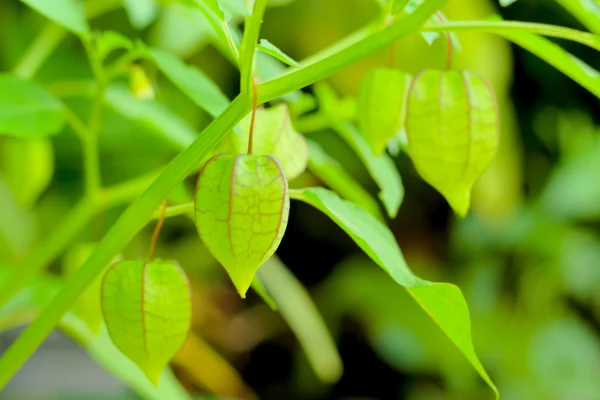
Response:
290,187,498,399
358,68,412,156
101,259,192,386
405,69,499,217
0,137,54,209
235,104,308,179
194,154,290,297
20,0,89,36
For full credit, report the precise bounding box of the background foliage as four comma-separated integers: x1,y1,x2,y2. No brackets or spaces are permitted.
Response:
1,0,600,399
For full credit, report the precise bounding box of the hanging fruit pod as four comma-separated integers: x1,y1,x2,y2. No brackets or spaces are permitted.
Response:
194,153,290,297
404,69,499,217
101,259,191,386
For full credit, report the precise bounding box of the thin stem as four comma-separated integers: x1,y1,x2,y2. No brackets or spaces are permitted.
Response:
12,23,66,79
435,12,452,70
421,20,600,52
239,0,268,97
150,203,194,220
248,77,258,155
148,201,167,261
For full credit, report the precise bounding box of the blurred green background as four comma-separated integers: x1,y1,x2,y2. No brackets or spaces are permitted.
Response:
1,0,600,399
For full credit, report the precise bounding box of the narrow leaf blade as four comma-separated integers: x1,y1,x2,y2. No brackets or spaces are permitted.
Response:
257,39,300,67
290,187,498,398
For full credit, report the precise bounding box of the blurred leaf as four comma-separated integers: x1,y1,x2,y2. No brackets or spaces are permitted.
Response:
104,83,197,149
19,0,89,36
257,39,299,67
257,256,343,383
148,48,232,118
494,20,600,99
307,139,383,220
499,0,519,7
290,187,498,398
405,69,499,217
123,0,160,29
0,177,37,259
0,73,66,139
540,138,600,220
216,0,250,16
101,259,192,386
358,68,411,156
0,137,54,209
314,83,404,218
172,333,256,399
235,103,308,179
554,0,600,35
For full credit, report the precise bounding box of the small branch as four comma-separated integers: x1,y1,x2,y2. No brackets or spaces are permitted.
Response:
12,23,66,79
435,12,452,70
248,77,258,155
150,203,194,220
239,0,268,97
149,200,167,261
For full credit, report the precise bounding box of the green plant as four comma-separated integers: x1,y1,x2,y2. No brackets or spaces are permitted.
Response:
0,0,599,398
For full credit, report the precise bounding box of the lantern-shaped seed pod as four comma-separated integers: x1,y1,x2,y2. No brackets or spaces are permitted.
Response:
405,69,499,217
101,259,191,386
194,153,289,297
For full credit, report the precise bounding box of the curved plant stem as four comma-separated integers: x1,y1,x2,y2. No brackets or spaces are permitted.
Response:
422,20,600,52
248,77,258,155
12,23,65,79
149,201,167,261
0,0,446,387
435,12,452,70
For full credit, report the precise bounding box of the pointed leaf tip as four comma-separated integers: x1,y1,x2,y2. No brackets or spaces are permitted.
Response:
194,154,290,296
405,69,499,217
101,259,192,386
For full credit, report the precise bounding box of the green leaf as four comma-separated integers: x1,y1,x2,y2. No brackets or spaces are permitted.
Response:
235,103,309,179
148,48,232,118
194,154,290,297
101,259,192,386
0,73,66,139
554,0,600,35
358,68,411,156
20,0,89,36
289,187,498,398
307,139,383,220
217,0,251,16
0,137,53,209
499,0,519,6
257,39,299,67
257,256,343,383
496,27,600,99
405,69,499,217
314,83,404,218
123,0,160,29
104,84,197,149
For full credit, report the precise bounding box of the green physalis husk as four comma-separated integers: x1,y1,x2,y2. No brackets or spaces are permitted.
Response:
194,153,290,297
101,258,191,386
405,69,499,217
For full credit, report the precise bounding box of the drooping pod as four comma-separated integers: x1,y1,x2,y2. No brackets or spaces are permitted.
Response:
101,259,191,386
194,153,289,297
405,69,499,216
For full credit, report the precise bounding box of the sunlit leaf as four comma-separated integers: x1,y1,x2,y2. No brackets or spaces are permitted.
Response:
290,187,498,398
194,154,290,297
405,69,499,217
499,0,519,6
0,138,53,209
307,139,383,220
358,68,411,156
554,0,600,35
123,0,160,29
0,73,65,139
257,256,343,383
101,259,192,386
315,83,404,218
20,0,89,36
257,39,299,67
235,103,308,179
